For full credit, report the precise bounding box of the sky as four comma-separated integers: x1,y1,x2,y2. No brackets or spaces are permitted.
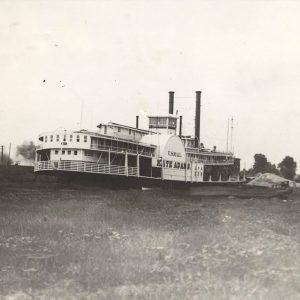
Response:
0,0,299,169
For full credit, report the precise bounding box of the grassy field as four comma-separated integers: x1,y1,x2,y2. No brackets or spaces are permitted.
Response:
0,167,300,299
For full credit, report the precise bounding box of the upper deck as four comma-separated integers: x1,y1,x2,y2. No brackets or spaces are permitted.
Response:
37,128,157,158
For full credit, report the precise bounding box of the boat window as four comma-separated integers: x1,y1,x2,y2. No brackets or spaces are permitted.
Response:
104,126,107,134
55,150,59,155
74,150,78,155
84,136,87,142
169,118,176,128
118,127,121,132
158,118,167,125
56,135,59,142
68,150,71,155
50,135,53,142
45,136,47,143
70,135,73,142
76,135,80,142
62,150,65,155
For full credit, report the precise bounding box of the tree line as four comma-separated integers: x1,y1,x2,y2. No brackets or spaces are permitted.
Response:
246,154,297,180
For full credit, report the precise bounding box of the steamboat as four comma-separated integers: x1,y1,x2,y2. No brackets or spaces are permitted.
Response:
34,91,241,188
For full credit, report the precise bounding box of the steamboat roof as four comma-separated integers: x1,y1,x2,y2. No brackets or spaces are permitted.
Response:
98,122,154,134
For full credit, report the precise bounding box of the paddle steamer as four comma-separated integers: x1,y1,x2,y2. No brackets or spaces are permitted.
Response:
34,91,240,188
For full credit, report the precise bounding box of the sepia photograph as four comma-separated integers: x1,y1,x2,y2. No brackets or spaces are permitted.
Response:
0,1,300,299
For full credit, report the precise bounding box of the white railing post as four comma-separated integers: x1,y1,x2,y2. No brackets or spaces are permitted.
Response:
108,148,111,173
125,151,128,177
137,154,140,177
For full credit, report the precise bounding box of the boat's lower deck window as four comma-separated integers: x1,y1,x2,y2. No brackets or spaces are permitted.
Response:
74,151,78,155
55,150,58,155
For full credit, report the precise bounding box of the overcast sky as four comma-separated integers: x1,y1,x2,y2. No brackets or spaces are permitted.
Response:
0,0,299,168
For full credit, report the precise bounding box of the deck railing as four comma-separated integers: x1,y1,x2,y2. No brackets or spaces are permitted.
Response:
193,159,235,165
34,160,138,177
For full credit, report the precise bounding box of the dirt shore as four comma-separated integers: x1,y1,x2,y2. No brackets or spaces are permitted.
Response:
0,167,300,299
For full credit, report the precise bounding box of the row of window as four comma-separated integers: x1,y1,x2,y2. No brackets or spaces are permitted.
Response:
53,150,100,157
54,150,78,156
117,127,136,136
194,171,203,177
44,135,88,143
149,117,177,127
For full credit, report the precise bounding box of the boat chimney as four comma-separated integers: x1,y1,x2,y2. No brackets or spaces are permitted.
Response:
179,116,182,138
195,91,201,148
136,116,139,129
169,91,174,114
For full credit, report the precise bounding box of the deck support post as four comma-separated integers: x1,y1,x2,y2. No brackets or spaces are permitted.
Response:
137,154,140,177
191,161,193,183
125,151,128,176
108,148,111,173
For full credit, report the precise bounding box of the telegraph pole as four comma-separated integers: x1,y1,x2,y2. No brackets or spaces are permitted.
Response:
226,118,229,153
7,143,11,166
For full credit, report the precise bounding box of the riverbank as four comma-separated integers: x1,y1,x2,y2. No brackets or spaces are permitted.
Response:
0,167,300,299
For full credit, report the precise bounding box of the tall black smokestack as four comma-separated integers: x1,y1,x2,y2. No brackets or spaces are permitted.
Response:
169,91,174,114
179,116,182,138
195,91,201,148
136,116,139,128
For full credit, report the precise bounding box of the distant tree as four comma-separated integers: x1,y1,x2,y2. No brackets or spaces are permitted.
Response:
0,153,13,165
265,162,280,175
16,141,36,162
278,156,297,180
243,167,254,177
252,153,280,175
253,154,268,174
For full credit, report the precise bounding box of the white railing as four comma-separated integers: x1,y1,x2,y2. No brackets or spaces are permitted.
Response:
188,158,235,165
35,160,138,177
200,160,235,165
